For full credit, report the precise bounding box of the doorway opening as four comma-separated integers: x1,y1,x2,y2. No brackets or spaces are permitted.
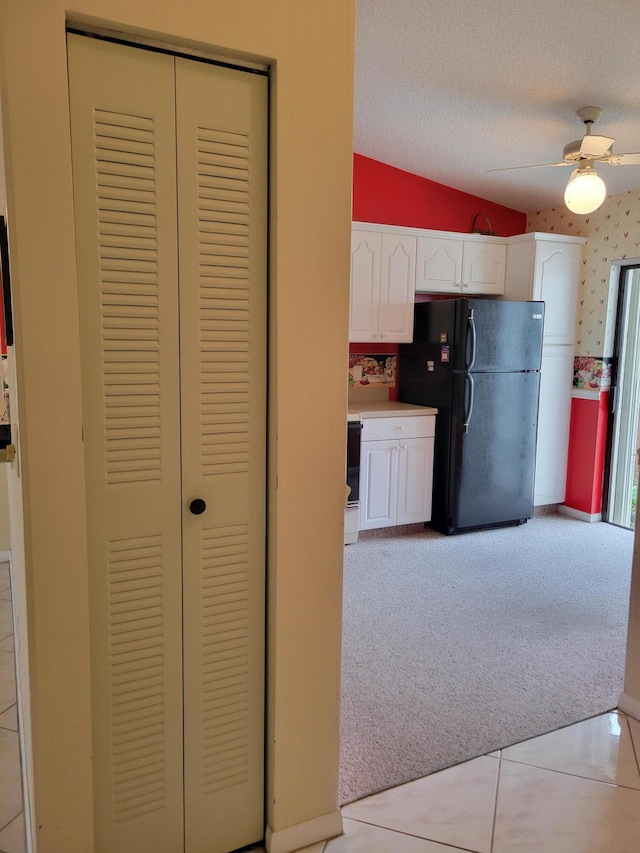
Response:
605,264,640,529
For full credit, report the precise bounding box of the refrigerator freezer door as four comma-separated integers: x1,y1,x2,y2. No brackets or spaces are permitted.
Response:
445,370,540,533
458,298,544,373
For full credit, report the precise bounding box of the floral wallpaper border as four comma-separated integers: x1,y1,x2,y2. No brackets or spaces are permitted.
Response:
348,353,396,389
573,356,612,391
347,352,615,393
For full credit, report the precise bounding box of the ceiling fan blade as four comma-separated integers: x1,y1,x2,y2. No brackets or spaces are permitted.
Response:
486,162,569,173
580,134,614,158
603,152,640,165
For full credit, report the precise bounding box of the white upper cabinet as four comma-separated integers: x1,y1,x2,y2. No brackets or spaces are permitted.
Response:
350,230,381,341
350,227,416,342
532,243,581,345
504,233,585,345
350,224,509,343
379,232,417,340
414,235,462,292
349,226,583,348
462,239,506,295
415,233,506,295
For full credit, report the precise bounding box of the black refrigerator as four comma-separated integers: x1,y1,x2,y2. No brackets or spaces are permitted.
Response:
398,298,544,535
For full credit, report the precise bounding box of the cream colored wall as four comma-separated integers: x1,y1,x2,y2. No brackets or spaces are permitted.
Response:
0,109,10,555
623,509,640,705
2,349,33,851
527,190,640,357
0,2,354,851
0,467,9,553
0,95,33,851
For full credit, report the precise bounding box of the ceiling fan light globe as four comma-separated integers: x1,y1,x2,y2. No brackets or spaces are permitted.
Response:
564,167,607,214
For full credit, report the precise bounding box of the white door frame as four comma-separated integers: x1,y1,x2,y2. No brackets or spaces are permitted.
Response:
605,264,640,528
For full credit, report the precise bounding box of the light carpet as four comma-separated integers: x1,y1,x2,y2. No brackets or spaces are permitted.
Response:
339,511,634,804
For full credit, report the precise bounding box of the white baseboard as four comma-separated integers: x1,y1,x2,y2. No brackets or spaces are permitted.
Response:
558,505,602,523
265,809,343,853
618,692,640,721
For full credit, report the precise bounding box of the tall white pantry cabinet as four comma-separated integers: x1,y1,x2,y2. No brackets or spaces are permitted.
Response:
503,232,586,506
68,34,267,853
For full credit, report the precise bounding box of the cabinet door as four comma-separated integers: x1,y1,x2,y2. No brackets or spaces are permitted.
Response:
396,437,434,524
462,240,506,295
350,230,380,341
359,440,398,529
533,242,580,345
534,344,574,505
415,236,462,293
378,233,416,342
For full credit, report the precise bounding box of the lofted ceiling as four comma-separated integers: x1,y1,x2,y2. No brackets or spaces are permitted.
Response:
354,0,640,214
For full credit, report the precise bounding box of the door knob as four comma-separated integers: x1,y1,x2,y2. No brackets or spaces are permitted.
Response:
189,498,206,515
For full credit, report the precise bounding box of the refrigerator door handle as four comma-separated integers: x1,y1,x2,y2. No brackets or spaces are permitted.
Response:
463,373,475,434
466,309,477,370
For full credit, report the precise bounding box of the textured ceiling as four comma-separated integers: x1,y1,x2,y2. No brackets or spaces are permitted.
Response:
354,0,640,213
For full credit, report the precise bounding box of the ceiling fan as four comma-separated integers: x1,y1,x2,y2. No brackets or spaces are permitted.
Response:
489,107,640,213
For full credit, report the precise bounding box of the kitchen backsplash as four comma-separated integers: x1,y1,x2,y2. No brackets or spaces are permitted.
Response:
349,353,397,394
573,356,612,391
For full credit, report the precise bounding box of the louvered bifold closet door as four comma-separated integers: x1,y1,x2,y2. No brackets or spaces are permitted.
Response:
175,59,267,853
68,35,184,853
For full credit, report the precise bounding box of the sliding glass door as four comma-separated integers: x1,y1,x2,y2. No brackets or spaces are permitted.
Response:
607,265,640,529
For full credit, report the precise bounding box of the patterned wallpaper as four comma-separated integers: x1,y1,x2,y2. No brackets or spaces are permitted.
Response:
527,189,640,358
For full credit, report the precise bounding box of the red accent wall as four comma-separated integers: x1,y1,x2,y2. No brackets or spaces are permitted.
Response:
353,154,527,237
564,392,609,515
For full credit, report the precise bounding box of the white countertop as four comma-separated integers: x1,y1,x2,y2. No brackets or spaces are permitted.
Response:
348,400,437,420
571,388,602,400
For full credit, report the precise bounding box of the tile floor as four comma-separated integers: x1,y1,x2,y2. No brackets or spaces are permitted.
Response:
294,710,640,853
2,556,640,852
0,561,26,853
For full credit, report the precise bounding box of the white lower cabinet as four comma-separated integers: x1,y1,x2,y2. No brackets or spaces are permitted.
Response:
360,438,399,528
359,416,435,530
396,437,436,524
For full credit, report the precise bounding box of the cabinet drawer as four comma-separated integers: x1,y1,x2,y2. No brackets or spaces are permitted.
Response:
362,415,435,441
